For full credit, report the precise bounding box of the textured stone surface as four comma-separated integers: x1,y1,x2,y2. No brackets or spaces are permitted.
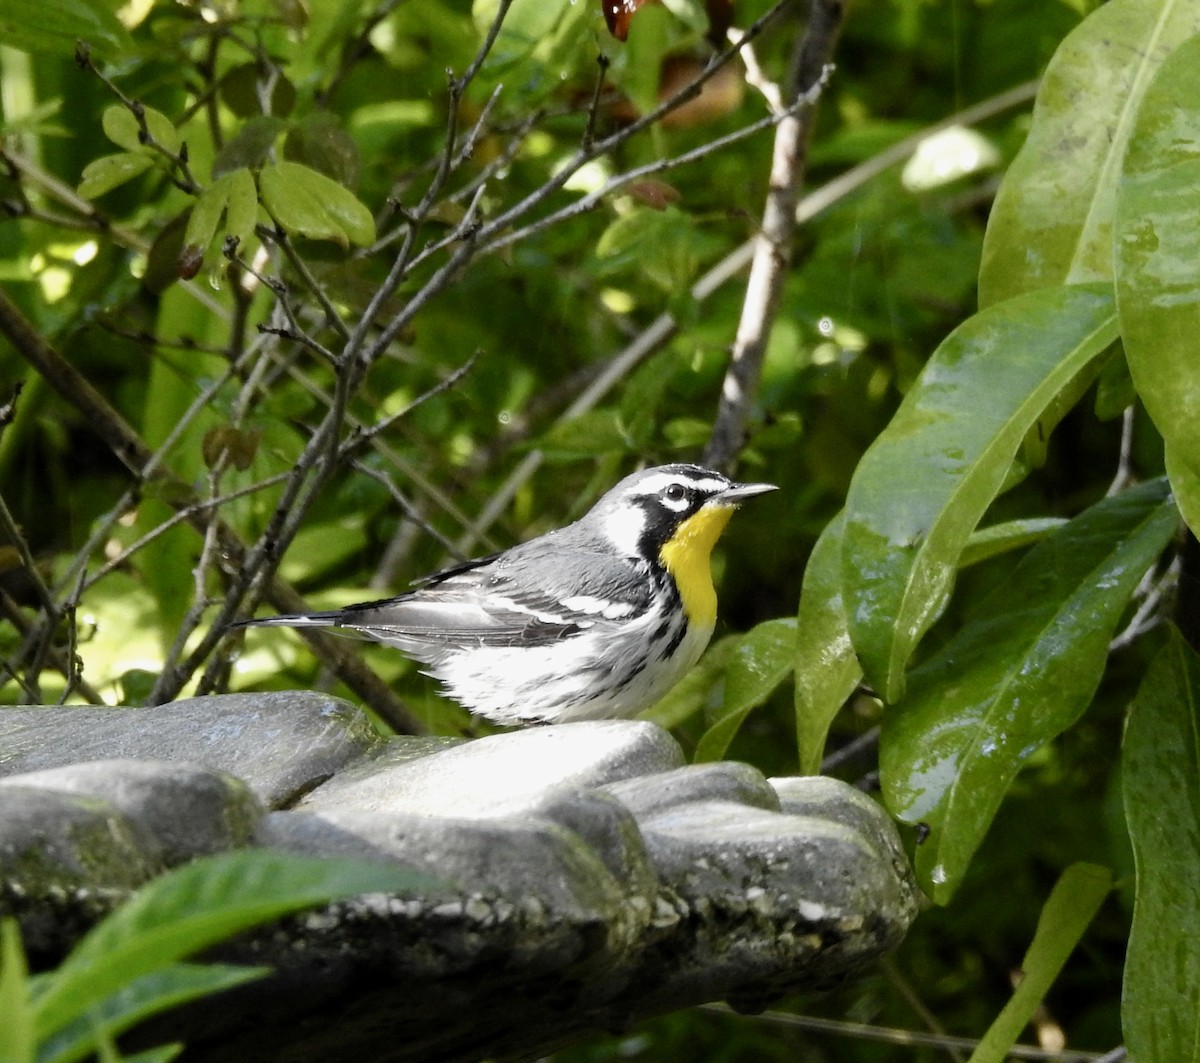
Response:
295,720,685,818
1,694,921,1063
0,759,262,865
0,693,379,807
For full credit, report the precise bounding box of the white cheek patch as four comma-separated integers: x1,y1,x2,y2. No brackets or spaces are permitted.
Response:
604,505,647,558
561,595,638,619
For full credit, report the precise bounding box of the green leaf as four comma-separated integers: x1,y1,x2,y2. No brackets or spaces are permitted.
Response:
32,851,433,1042
38,964,265,1063
258,160,375,247
1122,627,1200,1063
180,178,231,271
212,116,287,177
472,0,591,88
968,863,1112,1063
1165,447,1200,543
0,0,130,57
540,409,638,460
1114,33,1200,540
694,618,796,763
77,153,152,199
958,517,1068,569
595,206,715,295
102,105,180,155
794,511,862,775
284,112,360,186
880,478,1177,903
0,920,34,1063
223,167,259,255
978,0,1200,306
842,284,1118,703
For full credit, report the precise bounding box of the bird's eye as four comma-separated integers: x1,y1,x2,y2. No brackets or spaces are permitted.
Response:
664,483,687,502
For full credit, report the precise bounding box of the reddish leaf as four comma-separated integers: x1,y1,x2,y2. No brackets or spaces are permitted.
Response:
602,0,656,42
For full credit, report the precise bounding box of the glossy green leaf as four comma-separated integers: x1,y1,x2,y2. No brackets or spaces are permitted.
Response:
794,511,862,775
881,478,1176,903
695,618,796,763
0,0,130,57
969,863,1112,1063
38,964,264,1063
978,0,1200,306
1115,33,1200,540
958,517,1067,569
1123,627,1200,1063
0,920,34,1063
258,161,375,247
77,153,153,199
102,105,180,155
842,284,1118,703
32,851,432,1041
1165,447,1200,542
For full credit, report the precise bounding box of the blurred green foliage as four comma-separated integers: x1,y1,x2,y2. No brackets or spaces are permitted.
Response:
2,0,1199,1059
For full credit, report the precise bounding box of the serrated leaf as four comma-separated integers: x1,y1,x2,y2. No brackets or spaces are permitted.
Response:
694,618,796,763
1122,627,1200,1063
0,0,130,57
880,479,1176,903
968,863,1112,1063
77,152,153,199
1114,33,1200,540
31,851,434,1041
794,511,862,775
842,284,1117,704
258,160,375,247
978,0,1200,306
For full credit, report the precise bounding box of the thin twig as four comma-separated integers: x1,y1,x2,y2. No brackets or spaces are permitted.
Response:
705,0,846,471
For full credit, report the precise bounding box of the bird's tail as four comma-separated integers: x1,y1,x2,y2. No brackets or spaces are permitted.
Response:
230,611,345,630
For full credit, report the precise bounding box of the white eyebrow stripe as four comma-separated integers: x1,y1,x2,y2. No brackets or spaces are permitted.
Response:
629,472,728,498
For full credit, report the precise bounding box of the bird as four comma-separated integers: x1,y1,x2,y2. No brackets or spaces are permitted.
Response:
235,463,776,726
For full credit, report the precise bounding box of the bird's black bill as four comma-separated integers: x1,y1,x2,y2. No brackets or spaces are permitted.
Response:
717,481,777,504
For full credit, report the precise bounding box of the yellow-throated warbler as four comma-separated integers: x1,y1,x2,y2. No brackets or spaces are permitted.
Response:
237,464,775,725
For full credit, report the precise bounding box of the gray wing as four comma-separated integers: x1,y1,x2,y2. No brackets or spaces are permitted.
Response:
256,543,655,664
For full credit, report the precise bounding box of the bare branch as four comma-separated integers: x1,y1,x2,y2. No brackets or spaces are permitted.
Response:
705,0,846,471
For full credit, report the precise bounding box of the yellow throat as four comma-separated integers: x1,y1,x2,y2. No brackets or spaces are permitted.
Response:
658,504,736,627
